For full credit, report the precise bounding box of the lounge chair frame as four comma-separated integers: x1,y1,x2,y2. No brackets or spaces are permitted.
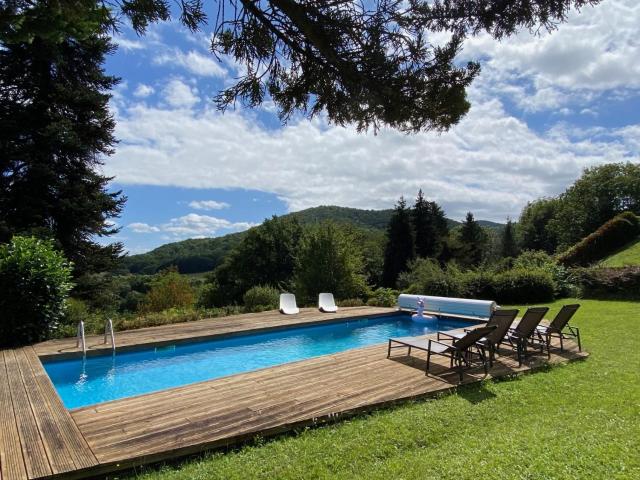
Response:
504,307,549,365
437,309,519,367
536,304,581,353
387,325,496,382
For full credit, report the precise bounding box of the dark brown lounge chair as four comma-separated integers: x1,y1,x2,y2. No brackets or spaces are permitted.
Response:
535,304,581,352
437,308,520,367
504,306,549,365
387,325,497,382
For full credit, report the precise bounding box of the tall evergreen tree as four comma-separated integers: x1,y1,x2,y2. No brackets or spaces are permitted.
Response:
382,197,415,287
428,200,449,255
459,212,487,267
0,1,125,276
501,219,519,258
412,190,449,258
412,190,431,258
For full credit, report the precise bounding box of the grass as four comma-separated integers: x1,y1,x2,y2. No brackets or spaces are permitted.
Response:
601,238,640,267
122,299,639,480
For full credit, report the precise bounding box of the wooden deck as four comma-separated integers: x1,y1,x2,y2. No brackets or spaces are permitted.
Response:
1,308,588,479
0,347,98,480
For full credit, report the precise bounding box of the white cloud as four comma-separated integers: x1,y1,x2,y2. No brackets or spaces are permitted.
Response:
133,84,155,98
188,200,231,210
128,222,160,233
107,98,640,223
127,214,255,239
459,0,640,111
154,49,227,78
116,37,145,51
162,79,199,108
162,214,255,237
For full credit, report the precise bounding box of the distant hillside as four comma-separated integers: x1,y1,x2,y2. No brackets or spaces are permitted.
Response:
600,238,640,267
122,233,245,275
121,205,504,274
288,206,394,230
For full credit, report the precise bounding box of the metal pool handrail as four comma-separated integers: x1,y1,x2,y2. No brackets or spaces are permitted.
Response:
104,318,116,351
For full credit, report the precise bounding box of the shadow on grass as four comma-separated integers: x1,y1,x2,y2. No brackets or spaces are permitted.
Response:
456,381,497,404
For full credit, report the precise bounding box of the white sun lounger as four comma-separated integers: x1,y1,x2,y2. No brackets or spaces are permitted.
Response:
318,293,338,313
279,293,299,315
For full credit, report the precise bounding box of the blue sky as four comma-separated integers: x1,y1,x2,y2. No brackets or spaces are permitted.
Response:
102,1,640,254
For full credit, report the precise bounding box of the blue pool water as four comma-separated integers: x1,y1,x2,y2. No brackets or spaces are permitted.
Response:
43,314,476,409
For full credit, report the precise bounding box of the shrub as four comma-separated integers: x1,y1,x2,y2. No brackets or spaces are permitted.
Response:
337,298,365,307
460,270,496,300
139,267,195,313
243,285,280,312
557,212,640,267
572,266,640,299
491,269,555,304
397,258,465,297
0,236,73,346
514,250,577,297
366,288,399,307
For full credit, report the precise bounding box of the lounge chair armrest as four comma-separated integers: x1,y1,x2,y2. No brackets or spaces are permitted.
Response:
567,324,580,335
437,331,457,341
428,339,454,350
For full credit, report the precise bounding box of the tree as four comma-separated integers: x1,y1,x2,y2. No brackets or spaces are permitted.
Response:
207,216,304,305
458,212,488,267
413,190,449,258
98,0,598,133
549,162,640,249
501,219,519,258
294,222,366,302
382,197,415,287
518,198,560,254
0,1,126,277
0,236,73,347
139,268,195,313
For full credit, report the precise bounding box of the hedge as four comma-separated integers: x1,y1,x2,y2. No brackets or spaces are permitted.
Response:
399,258,556,305
491,269,555,304
557,212,640,267
572,266,640,299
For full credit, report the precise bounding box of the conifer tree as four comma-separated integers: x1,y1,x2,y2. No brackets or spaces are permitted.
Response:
382,197,415,287
501,219,519,258
412,190,431,258
412,191,449,258
0,1,125,276
459,212,487,267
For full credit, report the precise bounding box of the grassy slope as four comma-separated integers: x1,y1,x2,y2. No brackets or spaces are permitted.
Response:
601,238,640,267
128,299,639,480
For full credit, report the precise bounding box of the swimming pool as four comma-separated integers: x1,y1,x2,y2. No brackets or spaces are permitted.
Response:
43,314,477,409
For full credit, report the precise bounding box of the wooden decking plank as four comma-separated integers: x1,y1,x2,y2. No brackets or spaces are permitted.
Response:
14,348,77,474
0,350,28,480
21,348,98,471
3,350,52,479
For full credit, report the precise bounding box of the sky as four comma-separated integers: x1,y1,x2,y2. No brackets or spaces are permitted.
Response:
102,0,640,254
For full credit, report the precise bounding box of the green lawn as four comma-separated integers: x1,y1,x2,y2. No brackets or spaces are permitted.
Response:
601,239,640,267
125,299,639,480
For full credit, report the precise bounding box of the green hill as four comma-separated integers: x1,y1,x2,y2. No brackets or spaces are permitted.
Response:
122,233,245,274
288,206,394,230
600,238,640,267
121,205,504,274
